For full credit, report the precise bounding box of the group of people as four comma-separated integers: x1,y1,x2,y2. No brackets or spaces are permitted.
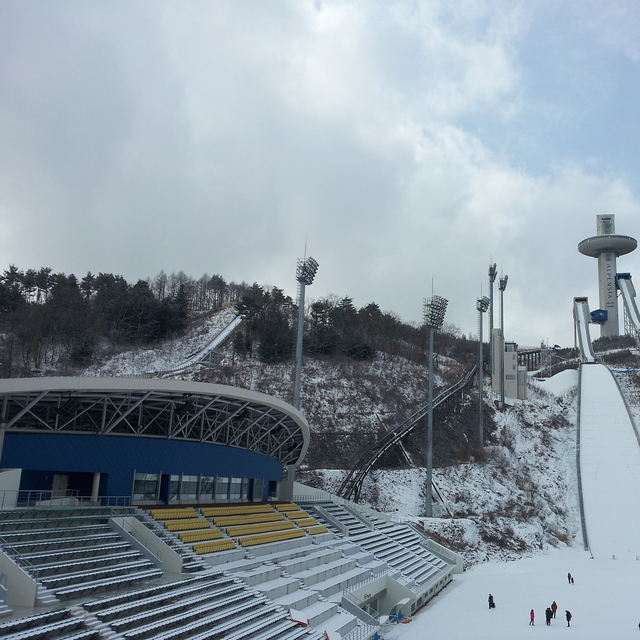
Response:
529,603,572,627
489,572,575,629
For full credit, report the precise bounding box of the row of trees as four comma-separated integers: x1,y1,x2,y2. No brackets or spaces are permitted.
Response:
0,265,255,375
0,266,246,312
233,285,474,365
0,263,474,374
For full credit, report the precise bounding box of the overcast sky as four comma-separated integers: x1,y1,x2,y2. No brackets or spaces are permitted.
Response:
2,1,640,346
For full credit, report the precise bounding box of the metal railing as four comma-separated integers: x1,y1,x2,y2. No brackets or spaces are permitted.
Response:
338,365,478,501
0,490,132,510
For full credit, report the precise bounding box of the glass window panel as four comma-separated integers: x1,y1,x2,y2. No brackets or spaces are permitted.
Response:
133,473,159,501
230,477,242,500
169,475,180,503
200,477,214,500
181,475,198,501
215,477,229,500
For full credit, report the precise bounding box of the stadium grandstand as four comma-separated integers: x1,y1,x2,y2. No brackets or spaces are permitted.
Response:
0,377,461,640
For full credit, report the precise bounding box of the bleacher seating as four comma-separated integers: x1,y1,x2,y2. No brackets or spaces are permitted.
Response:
201,505,275,517
282,510,309,520
274,503,300,512
239,529,305,547
0,498,455,640
193,539,237,555
178,529,222,543
226,521,295,538
211,513,285,527
150,508,198,521
164,518,210,532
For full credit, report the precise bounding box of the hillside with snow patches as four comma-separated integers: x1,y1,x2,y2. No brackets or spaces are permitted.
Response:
76,309,628,568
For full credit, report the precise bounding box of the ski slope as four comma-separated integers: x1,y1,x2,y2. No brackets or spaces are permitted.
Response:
573,298,596,362
617,275,640,331
579,363,640,560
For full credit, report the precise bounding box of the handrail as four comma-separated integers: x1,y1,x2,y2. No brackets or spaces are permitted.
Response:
338,365,477,500
575,364,591,555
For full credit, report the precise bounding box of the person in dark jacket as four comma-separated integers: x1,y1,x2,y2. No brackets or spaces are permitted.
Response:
566,610,572,627
545,608,553,626
488,594,495,609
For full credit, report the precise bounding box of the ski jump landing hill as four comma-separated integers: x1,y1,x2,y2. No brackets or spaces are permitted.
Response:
574,279,640,560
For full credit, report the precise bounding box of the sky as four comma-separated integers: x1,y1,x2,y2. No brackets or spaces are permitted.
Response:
2,1,640,347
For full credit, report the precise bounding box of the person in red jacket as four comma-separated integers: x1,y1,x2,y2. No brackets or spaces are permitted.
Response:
529,609,535,626
566,610,572,627
551,601,558,619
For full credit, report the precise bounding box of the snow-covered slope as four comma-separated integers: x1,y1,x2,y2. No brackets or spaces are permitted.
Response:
83,307,238,376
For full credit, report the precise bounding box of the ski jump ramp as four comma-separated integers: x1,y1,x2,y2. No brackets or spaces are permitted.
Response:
579,364,640,559
617,273,640,331
573,298,596,363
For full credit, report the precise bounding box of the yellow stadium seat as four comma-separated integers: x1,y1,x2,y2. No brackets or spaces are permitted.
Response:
193,539,237,555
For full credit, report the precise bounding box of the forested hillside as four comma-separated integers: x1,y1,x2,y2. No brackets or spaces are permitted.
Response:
0,263,478,377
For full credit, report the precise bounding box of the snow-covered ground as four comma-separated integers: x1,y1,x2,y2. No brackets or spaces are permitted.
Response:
580,364,640,560
379,365,640,640
384,550,640,639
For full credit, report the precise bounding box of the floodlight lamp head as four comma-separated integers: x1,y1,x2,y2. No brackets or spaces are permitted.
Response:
423,295,448,329
296,257,319,285
489,263,497,282
499,275,508,291
477,296,490,312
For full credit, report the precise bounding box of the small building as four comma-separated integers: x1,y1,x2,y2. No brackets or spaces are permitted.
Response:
491,329,527,400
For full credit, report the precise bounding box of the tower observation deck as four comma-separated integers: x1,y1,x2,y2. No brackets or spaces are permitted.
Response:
578,214,637,337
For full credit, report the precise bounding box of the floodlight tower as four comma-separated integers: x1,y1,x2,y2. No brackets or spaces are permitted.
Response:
293,257,319,409
476,296,490,449
488,264,497,376
499,275,508,409
578,215,637,337
423,294,448,517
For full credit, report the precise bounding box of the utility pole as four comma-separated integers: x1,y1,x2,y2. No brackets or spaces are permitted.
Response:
423,294,448,517
476,296,489,448
488,264,497,377
499,275,508,409
293,257,318,410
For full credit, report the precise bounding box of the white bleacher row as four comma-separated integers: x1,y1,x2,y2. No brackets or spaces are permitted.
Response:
300,501,451,589
0,498,455,640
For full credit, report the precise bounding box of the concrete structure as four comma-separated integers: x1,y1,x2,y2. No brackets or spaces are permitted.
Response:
491,330,527,400
578,214,637,337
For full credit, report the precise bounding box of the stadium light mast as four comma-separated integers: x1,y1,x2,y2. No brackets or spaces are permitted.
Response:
488,264,497,376
423,294,448,517
499,275,508,409
293,256,319,410
476,296,490,449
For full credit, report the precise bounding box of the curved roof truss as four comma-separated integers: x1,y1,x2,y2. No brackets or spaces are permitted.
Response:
0,377,309,467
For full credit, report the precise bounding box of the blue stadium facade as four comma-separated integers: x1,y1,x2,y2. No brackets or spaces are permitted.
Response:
0,377,309,505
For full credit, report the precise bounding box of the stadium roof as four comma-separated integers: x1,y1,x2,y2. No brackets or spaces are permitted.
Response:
0,377,309,466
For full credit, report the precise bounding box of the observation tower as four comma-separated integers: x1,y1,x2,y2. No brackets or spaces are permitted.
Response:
578,214,637,337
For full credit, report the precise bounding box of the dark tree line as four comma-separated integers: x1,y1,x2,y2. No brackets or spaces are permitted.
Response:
232,286,475,365
0,265,248,376
0,263,477,375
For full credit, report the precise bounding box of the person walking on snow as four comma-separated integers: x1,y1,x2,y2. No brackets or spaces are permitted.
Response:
567,572,572,584
566,610,572,627
488,594,495,609
551,601,558,618
529,609,535,626
545,608,553,626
